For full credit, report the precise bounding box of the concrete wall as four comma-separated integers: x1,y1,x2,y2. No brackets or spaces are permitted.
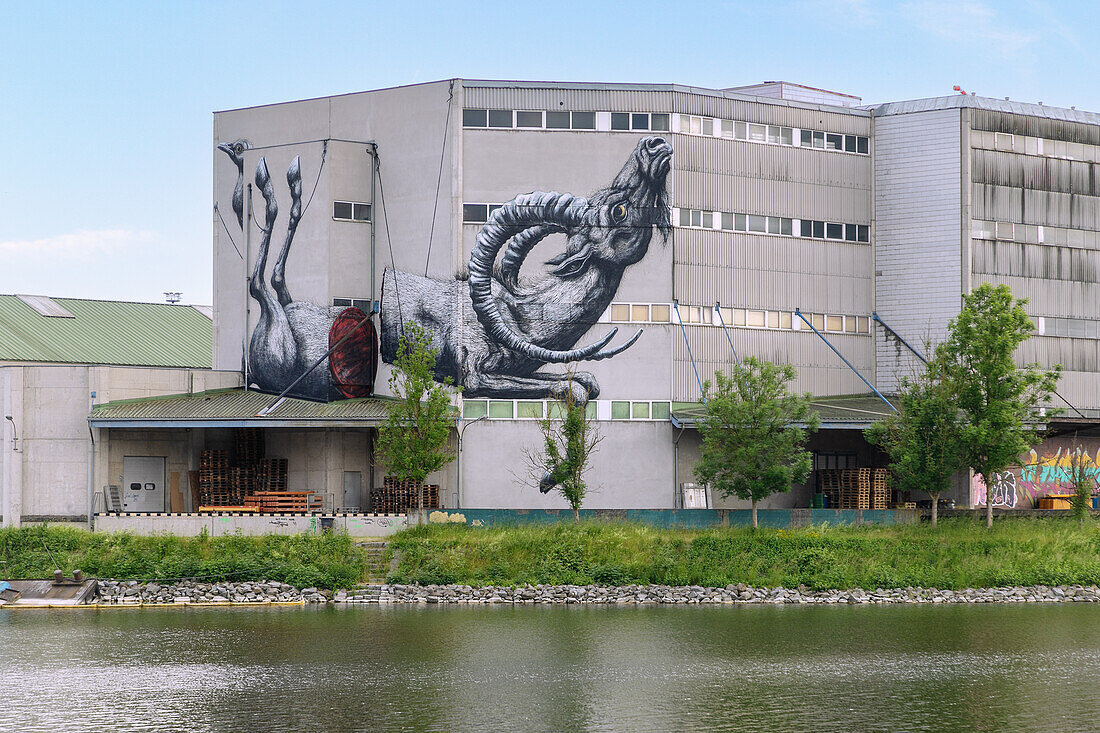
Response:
0,365,240,525
94,512,407,537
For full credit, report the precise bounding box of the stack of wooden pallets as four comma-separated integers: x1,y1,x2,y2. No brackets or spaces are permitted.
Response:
871,469,889,510
371,477,440,513
256,459,289,492
234,427,265,468
199,450,234,506
244,491,323,513
816,468,876,510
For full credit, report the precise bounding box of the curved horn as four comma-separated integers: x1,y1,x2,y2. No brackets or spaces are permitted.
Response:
498,224,565,290
469,192,640,363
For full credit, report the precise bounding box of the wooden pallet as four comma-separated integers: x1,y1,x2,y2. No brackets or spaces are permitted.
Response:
244,491,323,513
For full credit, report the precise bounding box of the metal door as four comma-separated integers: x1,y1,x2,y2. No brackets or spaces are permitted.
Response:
343,471,362,511
122,457,166,512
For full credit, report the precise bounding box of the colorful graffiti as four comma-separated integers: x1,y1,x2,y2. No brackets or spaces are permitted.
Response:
971,444,1100,508
379,136,672,402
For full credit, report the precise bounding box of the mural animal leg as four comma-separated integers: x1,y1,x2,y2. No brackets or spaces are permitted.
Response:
270,157,303,308
465,370,600,402
248,158,299,390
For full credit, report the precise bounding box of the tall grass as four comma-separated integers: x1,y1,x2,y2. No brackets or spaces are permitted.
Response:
387,517,1100,590
0,525,368,590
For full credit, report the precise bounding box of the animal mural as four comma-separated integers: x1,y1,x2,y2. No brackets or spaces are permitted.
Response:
971,444,1100,508
216,140,378,402
380,135,673,402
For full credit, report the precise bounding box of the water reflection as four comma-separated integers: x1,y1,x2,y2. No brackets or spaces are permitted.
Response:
2,604,1100,731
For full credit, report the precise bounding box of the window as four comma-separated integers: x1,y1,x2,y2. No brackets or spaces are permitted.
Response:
516,111,543,128
826,222,843,240
811,313,825,331
611,112,630,131
632,113,649,130
571,111,596,130
546,111,570,129
735,213,747,231
650,113,670,131
690,209,702,227
813,220,825,239
748,215,766,233
651,304,670,322
748,124,766,142
780,311,793,329
857,136,869,154
747,310,766,327
844,223,858,242
651,402,671,420
857,225,870,242
463,204,488,223
610,304,631,321
488,109,513,128
611,401,631,419
333,298,352,307
632,402,651,419
721,119,736,139
721,212,734,230
463,400,488,419
333,201,370,222
462,108,487,127
701,211,713,229
488,401,514,418
826,133,843,151
631,304,649,322
517,401,544,419
826,315,844,332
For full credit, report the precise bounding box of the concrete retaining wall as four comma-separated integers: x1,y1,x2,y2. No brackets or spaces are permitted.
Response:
93,513,407,537
425,508,920,528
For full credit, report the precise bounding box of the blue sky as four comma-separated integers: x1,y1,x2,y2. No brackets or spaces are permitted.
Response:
2,0,1097,305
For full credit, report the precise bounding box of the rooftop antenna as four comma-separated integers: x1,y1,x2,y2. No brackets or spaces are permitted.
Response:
164,292,182,304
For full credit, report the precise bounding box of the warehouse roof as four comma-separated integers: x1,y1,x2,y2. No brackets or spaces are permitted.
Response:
0,294,212,368
88,388,399,428
671,393,900,430
870,94,1100,124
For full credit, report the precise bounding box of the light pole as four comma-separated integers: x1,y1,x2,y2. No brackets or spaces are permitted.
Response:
456,415,488,508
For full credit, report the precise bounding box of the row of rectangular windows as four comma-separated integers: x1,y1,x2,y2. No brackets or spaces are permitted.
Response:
461,108,671,132
461,399,671,421
333,201,371,222
972,130,1100,163
972,220,1100,249
1037,316,1100,340
461,108,869,155
676,208,870,242
606,301,871,335
677,115,869,155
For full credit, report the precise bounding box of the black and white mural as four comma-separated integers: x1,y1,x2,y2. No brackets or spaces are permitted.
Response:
217,135,670,404
217,141,378,402
381,135,672,402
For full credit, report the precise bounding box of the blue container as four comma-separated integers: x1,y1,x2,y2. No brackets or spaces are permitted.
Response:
1093,495,1099,510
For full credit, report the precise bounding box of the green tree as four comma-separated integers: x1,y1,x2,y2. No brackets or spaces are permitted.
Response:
693,358,820,528
935,284,1061,528
531,380,600,523
376,323,457,523
866,366,964,527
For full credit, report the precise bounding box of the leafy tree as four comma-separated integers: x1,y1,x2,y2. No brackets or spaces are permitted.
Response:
866,366,964,527
935,284,1061,528
530,379,600,523
376,323,457,523
1066,445,1095,527
693,357,820,528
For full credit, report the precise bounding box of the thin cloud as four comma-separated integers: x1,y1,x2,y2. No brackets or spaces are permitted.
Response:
0,229,158,257
901,1,1036,52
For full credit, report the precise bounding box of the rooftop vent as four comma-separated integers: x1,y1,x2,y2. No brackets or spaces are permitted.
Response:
16,295,74,318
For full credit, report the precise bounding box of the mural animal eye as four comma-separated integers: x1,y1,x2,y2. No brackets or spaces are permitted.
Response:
611,204,627,223
233,144,244,154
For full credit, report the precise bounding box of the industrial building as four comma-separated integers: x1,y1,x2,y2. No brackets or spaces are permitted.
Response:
5,79,1100,527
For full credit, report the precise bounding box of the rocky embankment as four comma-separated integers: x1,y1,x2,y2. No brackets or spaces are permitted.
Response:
95,580,1100,605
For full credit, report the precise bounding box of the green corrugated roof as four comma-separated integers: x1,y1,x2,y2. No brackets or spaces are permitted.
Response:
672,393,900,428
89,388,397,424
0,294,212,368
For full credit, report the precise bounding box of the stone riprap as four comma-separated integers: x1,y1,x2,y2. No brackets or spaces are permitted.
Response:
94,581,1100,605
95,580,330,605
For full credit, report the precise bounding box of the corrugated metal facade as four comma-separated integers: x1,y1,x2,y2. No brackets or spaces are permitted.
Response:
873,108,964,393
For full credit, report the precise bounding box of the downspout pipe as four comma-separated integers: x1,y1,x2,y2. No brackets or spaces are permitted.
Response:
795,309,897,414
368,142,379,314
87,391,96,531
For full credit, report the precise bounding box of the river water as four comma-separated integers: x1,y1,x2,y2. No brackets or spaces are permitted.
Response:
3,603,1100,732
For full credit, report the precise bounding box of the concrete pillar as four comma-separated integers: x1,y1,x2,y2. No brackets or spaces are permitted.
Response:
2,367,24,527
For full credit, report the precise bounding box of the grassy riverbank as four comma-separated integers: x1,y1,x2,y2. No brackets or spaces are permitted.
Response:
0,525,367,590
6,518,1100,591
387,518,1100,590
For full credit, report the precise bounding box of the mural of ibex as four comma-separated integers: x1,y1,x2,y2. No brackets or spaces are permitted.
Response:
217,140,377,402
381,135,672,402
